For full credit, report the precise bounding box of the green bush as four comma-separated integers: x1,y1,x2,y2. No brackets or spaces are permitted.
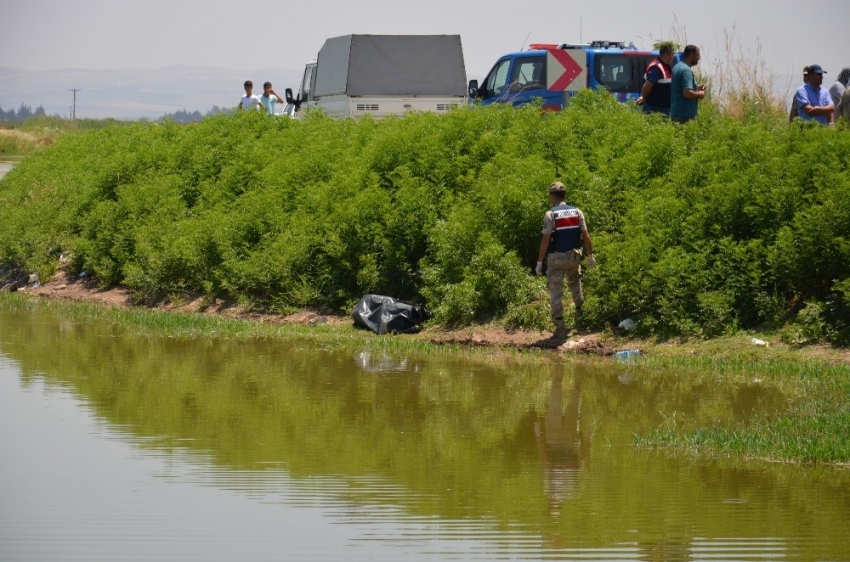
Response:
781,301,832,344
2,91,850,339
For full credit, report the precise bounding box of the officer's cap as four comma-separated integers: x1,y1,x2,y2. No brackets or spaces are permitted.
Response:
548,181,566,193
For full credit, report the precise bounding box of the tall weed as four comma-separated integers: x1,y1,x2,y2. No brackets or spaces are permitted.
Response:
2,93,849,338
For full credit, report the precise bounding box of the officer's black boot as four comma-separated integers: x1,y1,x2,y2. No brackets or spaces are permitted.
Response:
551,317,568,340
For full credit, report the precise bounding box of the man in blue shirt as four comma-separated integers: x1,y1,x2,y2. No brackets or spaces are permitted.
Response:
670,45,706,123
260,82,284,116
794,64,835,125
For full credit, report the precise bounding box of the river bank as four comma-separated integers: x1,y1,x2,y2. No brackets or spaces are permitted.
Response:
10,267,850,365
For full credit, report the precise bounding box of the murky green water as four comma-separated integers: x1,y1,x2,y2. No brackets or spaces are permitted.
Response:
0,161,14,181
1,305,848,561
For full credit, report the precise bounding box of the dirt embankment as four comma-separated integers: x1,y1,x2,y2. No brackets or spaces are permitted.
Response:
9,269,614,355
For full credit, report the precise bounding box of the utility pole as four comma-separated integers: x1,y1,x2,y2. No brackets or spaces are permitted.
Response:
69,88,81,120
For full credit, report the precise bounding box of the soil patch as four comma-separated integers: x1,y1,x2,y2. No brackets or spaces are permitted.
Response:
25,269,133,308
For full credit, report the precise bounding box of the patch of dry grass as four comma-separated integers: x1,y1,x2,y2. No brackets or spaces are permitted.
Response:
0,127,54,156
706,27,788,120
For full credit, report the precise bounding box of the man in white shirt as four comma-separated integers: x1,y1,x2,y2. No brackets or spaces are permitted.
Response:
238,81,263,111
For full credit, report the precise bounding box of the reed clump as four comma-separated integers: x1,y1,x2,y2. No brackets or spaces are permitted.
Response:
704,28,788,120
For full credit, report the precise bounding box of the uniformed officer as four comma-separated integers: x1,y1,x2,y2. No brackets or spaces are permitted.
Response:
535,181,595,339
636,43,675,116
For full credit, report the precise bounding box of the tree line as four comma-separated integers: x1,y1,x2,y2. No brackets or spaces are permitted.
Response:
1,104,232,123
0,104,48,121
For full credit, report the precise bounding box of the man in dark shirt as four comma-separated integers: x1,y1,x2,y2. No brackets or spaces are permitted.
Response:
637,43,676,116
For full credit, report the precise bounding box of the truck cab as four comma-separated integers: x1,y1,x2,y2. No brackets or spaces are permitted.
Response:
470,41,667,110
282,60,316,118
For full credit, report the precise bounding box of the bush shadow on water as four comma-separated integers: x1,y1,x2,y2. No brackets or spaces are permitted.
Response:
1,301,849,556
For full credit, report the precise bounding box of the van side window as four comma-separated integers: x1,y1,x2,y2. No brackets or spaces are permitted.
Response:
484,59,512,97
593,55,638,93
509,57,546,92
636,54,657,87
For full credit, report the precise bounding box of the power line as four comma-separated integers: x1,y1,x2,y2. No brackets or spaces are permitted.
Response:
69,89,81,120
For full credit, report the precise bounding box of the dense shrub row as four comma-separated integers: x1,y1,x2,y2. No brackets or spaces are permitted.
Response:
1,92,849,340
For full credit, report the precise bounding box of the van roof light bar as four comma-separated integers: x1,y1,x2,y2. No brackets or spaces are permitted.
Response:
586,40,637,50
532,41,639,51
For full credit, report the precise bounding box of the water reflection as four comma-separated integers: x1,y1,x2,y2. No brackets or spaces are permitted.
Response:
1,303,849,561
536,364,592,517
354,349,417,374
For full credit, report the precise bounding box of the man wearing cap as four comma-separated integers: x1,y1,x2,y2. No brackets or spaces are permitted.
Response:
536,181,595,339
794,64,835,125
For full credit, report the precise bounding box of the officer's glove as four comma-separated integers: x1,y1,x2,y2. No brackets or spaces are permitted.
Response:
535,261,544,275
586,254,597,269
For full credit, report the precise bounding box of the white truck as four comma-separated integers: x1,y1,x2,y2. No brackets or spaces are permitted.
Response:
284,34,468,119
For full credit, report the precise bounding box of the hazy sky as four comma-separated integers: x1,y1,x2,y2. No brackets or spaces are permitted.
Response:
2,0,848,83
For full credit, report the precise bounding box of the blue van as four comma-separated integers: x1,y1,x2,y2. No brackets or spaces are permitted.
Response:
469,41,667,110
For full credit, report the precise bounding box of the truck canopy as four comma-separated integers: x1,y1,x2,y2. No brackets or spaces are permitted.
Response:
313,34,467,97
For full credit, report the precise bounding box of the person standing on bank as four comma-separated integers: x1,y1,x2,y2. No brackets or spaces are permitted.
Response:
260,82,284,115
636,42,676,116
794,64,834,125
238,80,263,111
670,45,707,124
536,181,595,339
828,67,850,124
839,82,850,123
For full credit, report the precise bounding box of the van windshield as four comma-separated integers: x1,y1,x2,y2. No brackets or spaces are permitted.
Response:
484,59,512,97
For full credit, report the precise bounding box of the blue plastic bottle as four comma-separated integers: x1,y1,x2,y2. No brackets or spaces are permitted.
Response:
612,349,641,362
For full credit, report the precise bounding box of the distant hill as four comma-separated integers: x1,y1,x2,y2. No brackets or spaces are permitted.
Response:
0,68,27,78
0,66,303,119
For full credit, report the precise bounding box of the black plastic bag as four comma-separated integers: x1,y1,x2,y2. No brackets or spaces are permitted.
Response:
352,294,429,334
